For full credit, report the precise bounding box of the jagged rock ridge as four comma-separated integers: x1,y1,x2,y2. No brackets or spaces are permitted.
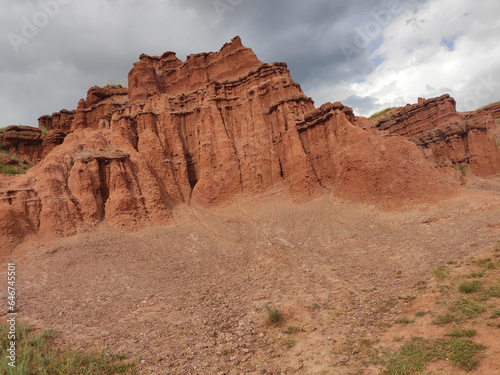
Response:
366,95,500,177
1,36,496,253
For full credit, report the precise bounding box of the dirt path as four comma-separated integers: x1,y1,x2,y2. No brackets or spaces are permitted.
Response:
2,180,500,374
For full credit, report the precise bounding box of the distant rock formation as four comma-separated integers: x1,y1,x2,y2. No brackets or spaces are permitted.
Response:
367,95,500,177
1,124,68,164
1,36,496,254
2,125,43,162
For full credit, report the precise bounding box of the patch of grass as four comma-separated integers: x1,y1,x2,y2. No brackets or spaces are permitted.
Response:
415,280,427,288
415,311,427,317
282,338,297,348
0,150,33,175
103,80,125,89
490,310,500,319
451,298,486,320
379,297,399,313
0,323,136,374
395,318,414,325
433,312,457,325
474,258,496,269
433,298,486,325
459,281,482,294
466,271,485,278
284,326,302,335
477,285,500,301
309,302,321,311
395,270,402,279
370,107,394,119
266,306,284,326
446,338,486,371
399,296,416,303
433,266,450,280
452,164,467,176
384,336,485,374
445,327,477,338
0,165,24,174
476,100,500,111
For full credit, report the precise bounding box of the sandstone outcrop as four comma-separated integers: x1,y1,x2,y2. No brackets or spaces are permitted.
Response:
368,95,500,177
1,125,68,164
2,125,43,162
38,109,75,132
0,36,461,255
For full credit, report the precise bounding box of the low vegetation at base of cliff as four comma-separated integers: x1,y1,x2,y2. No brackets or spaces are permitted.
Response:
0,323,136,374
0,145,32,174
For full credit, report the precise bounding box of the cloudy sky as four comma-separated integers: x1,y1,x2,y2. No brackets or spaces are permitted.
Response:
1,0,499,127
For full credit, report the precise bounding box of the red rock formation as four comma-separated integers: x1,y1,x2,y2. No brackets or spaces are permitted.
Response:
1,125,68,164
0,36,454,255
2,125,43,162
38,109,75,132
368,95,500,177
41,130,66,157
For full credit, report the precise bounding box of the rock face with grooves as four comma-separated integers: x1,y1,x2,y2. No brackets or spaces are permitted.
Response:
369,95,500,177
0,36,478,254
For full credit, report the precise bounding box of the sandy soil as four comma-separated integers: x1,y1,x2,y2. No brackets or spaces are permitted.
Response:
2,178,500,374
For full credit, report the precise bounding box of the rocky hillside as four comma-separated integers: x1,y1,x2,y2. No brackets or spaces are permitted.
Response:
365,95,500,177
1,36,499,253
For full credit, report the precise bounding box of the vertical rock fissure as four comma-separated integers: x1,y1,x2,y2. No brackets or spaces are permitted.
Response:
97,160,110,220
216,105,244,189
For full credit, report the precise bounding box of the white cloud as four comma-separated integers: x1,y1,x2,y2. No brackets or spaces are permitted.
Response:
312,0,500,116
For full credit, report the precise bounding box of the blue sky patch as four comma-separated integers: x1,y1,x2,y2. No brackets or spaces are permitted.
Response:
370,55,385,68
440,35,458,51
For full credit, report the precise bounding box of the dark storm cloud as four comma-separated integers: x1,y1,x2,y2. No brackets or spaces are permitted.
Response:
0,0,408,124
2,0,494,126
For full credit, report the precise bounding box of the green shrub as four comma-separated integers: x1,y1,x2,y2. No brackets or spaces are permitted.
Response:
459,281,482,294
266,306,284,325
285,326,302,334
433,266,450,280
452,164,467,176
103,80,125,89
396,318,415,325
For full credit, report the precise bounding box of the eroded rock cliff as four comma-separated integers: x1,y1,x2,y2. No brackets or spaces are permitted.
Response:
368,95,500,177
0,37,469,254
